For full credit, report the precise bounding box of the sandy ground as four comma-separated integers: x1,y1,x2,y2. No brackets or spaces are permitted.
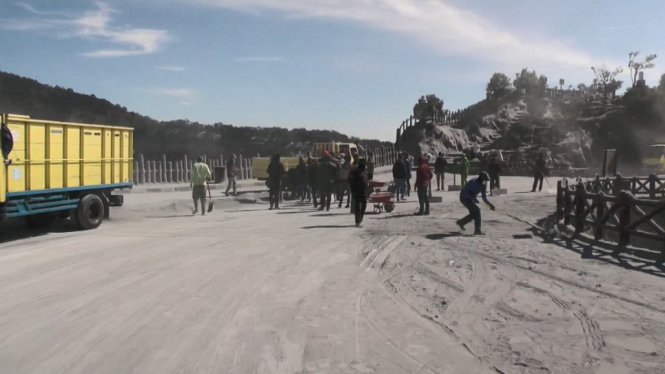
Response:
0,176,664,373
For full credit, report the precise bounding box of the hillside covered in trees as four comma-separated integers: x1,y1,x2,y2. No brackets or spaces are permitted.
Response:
0,71,391,160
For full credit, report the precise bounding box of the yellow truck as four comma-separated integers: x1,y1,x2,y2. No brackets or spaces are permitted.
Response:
314,142,359,162
0,113,133,229
251,157,300,180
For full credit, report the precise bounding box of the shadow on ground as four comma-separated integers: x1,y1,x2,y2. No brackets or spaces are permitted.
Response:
534,214,665,278
425,233,464,240
302,225,356,229
0,219,79,246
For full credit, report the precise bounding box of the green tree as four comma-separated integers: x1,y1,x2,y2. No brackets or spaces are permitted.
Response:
591,65,623,96
628,51,657,88
413,94,444,123
513,68,548,97
658,73,665,93
486,73,512,100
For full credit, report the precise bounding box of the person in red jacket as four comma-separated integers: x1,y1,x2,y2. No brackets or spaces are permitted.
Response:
414,155,433,216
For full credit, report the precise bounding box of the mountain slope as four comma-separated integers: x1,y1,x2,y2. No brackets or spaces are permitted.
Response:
0,71,391,160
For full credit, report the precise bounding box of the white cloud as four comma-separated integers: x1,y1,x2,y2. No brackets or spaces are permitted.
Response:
234,56,284,62
183,0,612,76
4,2,170,57
157,66,186,71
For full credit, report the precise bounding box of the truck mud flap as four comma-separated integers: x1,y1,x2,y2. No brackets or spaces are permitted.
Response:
108,194,123,207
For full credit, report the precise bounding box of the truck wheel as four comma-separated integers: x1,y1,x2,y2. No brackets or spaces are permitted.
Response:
25,213,56,229
76,194,104,230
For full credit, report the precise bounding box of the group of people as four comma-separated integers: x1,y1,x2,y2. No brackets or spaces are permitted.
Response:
266,151,375,227
189,149,550,234
391,151,437,216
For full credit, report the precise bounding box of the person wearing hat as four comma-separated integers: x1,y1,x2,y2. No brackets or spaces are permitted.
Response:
414,155,433,216
348,158,370,227
456,171,495,235
434,151,448,191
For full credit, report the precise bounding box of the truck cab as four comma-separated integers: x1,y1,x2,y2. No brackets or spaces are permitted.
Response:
314,142,359,162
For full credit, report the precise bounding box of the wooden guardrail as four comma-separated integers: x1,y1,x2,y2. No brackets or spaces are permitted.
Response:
556,176,665,260
572,174,665,199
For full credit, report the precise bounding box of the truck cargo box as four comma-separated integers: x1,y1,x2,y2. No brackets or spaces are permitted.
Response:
1,113,133,205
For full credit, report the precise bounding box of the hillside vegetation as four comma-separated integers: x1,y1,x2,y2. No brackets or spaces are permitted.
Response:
0,71,391,160
400,53,665,170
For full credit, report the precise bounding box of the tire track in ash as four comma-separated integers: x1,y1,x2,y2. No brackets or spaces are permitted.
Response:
409,263,538,323
439,250,486,324
355,235,437,373
517,282,605,351
469,247,665,315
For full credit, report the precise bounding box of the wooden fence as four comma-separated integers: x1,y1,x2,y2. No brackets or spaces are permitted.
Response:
132,147,399,185
571,174,665,199
556,176,665,259
132,154,252,185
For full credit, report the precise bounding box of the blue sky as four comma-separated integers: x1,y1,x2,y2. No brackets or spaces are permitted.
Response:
1,0,664,141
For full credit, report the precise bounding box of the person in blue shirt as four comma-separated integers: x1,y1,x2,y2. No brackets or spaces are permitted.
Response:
456,171,496,235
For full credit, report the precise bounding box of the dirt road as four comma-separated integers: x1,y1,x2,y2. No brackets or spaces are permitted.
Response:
0,177,663,373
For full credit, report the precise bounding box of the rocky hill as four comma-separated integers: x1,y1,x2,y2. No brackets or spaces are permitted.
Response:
0,71,391,160
402,88,665,172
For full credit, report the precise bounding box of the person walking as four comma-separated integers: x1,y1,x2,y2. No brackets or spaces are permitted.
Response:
190,156,212,215
296,156,308,202
532,153,547,192
338,154,352,208
460,154,470,188
392,154,408,201
267,154,285,210
348,158,370,228
225,154,237,196
366,151,375,181
414,156,433,216
488,155,502,196
404,152,413,197
434,152,448,191
456,172,495,235
318,151,337,211
307,153,319,207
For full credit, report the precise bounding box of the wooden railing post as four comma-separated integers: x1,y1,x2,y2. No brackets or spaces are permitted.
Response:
133,161,139,185
139,154,146,184
556,179,565,220
183,155,189,182
574,181,586,234
594,194,605,240
239,155,245,180
162,155,168,183
617,191,632,247
613,174,622,195
649,173,657,199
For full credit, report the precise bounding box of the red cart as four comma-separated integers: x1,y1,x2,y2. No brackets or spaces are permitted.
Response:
368,181,395,213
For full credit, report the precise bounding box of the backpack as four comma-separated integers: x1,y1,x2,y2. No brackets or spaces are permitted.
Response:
1,122,13,160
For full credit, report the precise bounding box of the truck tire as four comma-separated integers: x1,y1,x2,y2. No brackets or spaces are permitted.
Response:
76,194,104,230
25,213,56,229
